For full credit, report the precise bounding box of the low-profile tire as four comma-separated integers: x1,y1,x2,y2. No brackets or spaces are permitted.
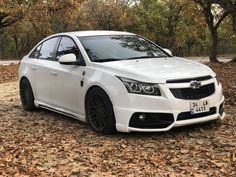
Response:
20,78,36,111
85,87,116,134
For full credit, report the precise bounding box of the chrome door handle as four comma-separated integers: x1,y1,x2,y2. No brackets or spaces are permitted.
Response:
50,71,57,76
31,66,37,70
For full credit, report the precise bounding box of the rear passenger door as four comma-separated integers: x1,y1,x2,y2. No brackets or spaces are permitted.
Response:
34,37,60,105
28,44,42,95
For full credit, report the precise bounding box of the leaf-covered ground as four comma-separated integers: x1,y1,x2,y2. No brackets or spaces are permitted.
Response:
0,63,235,177
0,64,19,84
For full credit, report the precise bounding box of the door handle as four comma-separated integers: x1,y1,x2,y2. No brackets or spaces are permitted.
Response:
31,66,37,70
50,71,57,76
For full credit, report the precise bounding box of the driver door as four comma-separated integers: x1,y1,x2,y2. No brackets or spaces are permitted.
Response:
50,36,85,115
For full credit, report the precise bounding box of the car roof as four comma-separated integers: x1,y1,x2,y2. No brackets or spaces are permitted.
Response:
56,30,135,37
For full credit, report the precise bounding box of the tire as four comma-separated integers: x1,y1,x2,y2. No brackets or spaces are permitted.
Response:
20,78,36,111
85,87,116,134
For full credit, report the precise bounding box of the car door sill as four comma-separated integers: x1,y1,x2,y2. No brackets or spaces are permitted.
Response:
35,101,86,122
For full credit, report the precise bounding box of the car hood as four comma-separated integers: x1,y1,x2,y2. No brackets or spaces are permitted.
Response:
92,57,215,83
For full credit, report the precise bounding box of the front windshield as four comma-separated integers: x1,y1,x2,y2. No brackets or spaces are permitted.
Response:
78,35,169,62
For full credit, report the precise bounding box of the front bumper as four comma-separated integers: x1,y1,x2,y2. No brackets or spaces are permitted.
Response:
113,80,225,132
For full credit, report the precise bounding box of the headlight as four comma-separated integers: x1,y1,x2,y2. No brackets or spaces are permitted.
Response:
117,76,161,96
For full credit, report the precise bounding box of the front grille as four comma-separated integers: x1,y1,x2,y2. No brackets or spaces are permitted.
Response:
129,113,174,129
177,107,217,121
166,75,212,83
170,83,215,100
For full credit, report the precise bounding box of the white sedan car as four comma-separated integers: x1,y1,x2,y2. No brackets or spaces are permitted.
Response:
19,31,225,134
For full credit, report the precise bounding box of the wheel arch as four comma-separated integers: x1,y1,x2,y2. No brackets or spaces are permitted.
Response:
19,75,37,111
84,84,115,122
85,83,115,106
20,76,29,84
19,76,36,101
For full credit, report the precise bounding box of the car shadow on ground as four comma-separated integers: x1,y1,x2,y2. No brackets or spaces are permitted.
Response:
29,106,221,139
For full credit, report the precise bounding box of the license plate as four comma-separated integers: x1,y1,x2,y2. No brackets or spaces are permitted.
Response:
190,100,209,114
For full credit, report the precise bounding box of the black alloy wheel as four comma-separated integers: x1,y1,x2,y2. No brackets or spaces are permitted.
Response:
85,87,116,134
20,78,36,111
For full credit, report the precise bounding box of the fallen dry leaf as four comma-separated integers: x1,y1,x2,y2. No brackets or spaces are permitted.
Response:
0,63,235,176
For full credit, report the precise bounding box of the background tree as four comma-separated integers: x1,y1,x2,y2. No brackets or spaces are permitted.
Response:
47,0,83,32
212,0,236,33
0,0,84,58
132,0,212,56
131,0,182,50
78,0,132,30
0,0,235,61
193,0,235,62
0,0,26,58
0,0,25,29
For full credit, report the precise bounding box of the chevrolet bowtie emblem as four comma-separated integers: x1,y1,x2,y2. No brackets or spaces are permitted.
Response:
190,80,201,89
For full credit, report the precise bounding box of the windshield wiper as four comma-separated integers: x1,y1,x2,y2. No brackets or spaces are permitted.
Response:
92,55,168,62
125,56,167,60
92,58,124,63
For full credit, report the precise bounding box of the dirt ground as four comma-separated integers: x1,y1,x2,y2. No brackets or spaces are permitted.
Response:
0,63,235,177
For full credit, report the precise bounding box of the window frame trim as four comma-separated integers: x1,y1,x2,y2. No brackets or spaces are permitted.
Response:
29,36,60,61
29,34,86,66
55,35,86,66
29,44,42,59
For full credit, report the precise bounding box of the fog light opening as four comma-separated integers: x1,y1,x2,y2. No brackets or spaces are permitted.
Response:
219,103,224,116
139,114,146,121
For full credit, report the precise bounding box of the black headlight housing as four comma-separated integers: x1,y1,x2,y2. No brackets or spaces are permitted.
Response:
117,76,161,96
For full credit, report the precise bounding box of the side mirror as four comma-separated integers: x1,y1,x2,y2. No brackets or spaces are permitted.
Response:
163,48,173,56
58,54,77,64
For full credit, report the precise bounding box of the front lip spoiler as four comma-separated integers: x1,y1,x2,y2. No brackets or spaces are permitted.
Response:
174,113,224,127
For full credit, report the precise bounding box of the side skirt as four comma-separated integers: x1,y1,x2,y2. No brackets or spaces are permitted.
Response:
35,101,86,122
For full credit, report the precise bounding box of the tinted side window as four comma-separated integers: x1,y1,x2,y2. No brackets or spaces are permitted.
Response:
29,44,42,58
57,37,81,60
39,37,59,60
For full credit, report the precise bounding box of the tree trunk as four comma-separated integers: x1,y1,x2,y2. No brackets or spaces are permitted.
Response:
232,12,236,34
209,29,219,62
13,34,19,59
0,33,3,59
